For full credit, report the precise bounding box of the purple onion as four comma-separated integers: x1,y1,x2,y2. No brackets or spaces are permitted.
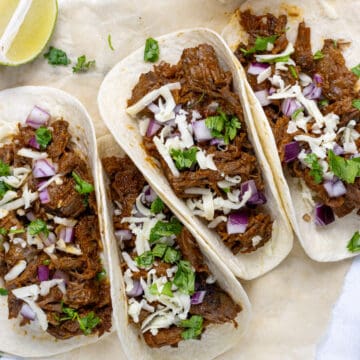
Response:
20,303,36,321
29,136,40,150
39,188,50,204
33,159,56,178
303,83,322,100
210,138,225,146
26,106,50,129
323,179,347,198
146,119,162,137
26,211,36,221
333,144,344,156
227,211,249,234
38,265,49,281
126,280,143,297
144,186,157,204
53,270,69,284
284,141,301,163
191,290,206,305
59,227,74,243
192,120,213,142
314,203,335,226
148,103,160,114
114,229,132,241
241,180,267,205
281,98,302,117
254,89,271,106
314,73,323,84
44,232,56,246
268,87,276,95
247,62,270,75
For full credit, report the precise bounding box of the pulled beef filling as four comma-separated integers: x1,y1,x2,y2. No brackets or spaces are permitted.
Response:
235,10,360,221
0,117,111,339
103,156,241,348
127,44,273,254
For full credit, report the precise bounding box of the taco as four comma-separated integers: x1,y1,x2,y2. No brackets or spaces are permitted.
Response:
0,87,112,357
222,0,360,261
98,28,293,280
97,134,251,360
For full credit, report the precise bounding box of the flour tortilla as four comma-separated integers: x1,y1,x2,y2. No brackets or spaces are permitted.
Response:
222,0,360,262
0,86,113,358
97,134,251,360
97,28,293,280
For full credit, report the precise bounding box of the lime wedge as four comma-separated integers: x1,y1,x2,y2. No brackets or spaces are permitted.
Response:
0,0,58,66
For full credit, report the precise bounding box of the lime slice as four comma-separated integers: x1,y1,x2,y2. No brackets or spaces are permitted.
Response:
0,0,58,66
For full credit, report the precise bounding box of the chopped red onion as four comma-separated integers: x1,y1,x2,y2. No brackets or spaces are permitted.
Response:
314,203,335,226
210,138,225,146
268,87,276,95
303,83,322,100
254,89,271,106
247,62,270,75
29,136,40,150
284,141,301,163
241,180,267,205
323,179,347,198
146,119,162,137
26,211,36,221
126,280,143,297
191,290,206,305
33,159,56,178
314,73,323,84
333,144,344,156
53,270,69,284
281,98,302,117
44,232,56,246
39,188,50,204
114,229,132,241
38,265,49,281
148,103,160,114
144,185,157,204
227,211,249,234
20,303,36,321
192,120,213,141
174,104,182,114
59,227,74,243
26,106,50,129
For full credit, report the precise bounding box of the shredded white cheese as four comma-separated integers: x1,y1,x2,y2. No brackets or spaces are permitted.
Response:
4,260,27,281
196,149,217,171
17,148,48,160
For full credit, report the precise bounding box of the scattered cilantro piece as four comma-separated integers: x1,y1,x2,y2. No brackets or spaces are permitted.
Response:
173,260,195,295
96,268,107,281
72,55,96,73
351,64,360,77
9,228,25,234
43,259,51,265
180,315,203,340
258,54,291,63
291,108,303,119
0,288,8,296
61,305,78,321
0,160,10,176
78,312,101,335
144,37,159,62
161,281,173,297
240,35,278,56
44,46,70,66
135,251,154,268
347,231,360,252
222,187,230,193
0,227,7,236
149,283,159,295
352,99,360,111
29,219,49,237
313,50,324,60
328,150,360,184
152,243,168,258
149,218,182,243
150,197,164,214
170,147,198,170
163,247,181,264
0,181,11,199
72,172,94,195
289,65,298,79
319,99,329,107
304,153,323,184
35,126,52,149
107,34,115,51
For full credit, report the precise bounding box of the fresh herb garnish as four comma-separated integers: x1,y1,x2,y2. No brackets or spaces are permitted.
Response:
144,37,159,62
222,187,230,193
351,64,360,77
107,34,115,51
72,55,96,73
29,219,49,237
313,50,324,60
152,243,168,258
173,260,195,295
35,126,52,149
9,228,25,234
328,150,360,184
72,172,94,195
304,153,323,184
149,283,159,295
44,46,71,66
352,99,360,111
150,197,164,214
0,181,11,199
289,65,298,79
163,247,181,264
205,108,241,144
149,218,182,243
43,259,51,265
240,35,278,56
161,281,173,297
0,160,10,176
180,315,203,340
0,227,7,236
96,268,107,281
0,288,8,296
347,231,360,252
170,147,198,170
319,99,329,107
78,312,101,335
258,54,291,63
135,250,154,268
291,108,303,119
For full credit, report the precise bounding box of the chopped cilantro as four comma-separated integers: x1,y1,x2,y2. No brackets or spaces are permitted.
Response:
72,55,96,73
319,99,329,107
135,251,154,268
0,181,11,199
150,197,164,214
313,50,324,60
107,34,115,51
258,54,291,63
0,288,8,296
149,218,182,243
352,99,360,111
304,153,323,184
351,64,360,77
43,259,51,265
163,247,181,264
180,315,203,340
28,219,49,237
144,37,159,62
72,172,94,195
291,108,303,119
0,160,10,176
0,227,7,236
161,281,173,297
35,126,52,149
289,65,298,79
328,150,360,184
149,283,159,295
173,260,195,295
9,228,25,234
78,312,101,335
44,46,70,66
170,147,198,170
96,268,107,281
240,35,278,56
347,231,360,253
61,305,78,321
222,187,230,193
152,243,168,258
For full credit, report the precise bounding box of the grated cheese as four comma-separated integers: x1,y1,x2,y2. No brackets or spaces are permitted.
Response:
17,148,48,160
4,260,27,281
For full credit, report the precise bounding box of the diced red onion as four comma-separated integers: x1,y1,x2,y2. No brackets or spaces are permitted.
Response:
28,136,40,150
174,104,182,114
281,98,302,117
303,83,322,100
314,73,323,84
323,179,347,198
26,211,36,221
146,119,162,137
148,103,160,114
210,138,225,146
268,87,276,95
254,89,271,106
191,290,206,305
38,265,49,281
20,303,36,321
284,141,301,163
126,280,143,297
333,144,344,156
192,120,213,141
144,185,157,204
44,232,56,246
241,180,267,205
33,159,56,178
53,270,69,284
314,203,335,226
227,211,249,234
247,62,270,75
114,229,132,241
26,106,50,129
39,188,50,204
59,227,74,243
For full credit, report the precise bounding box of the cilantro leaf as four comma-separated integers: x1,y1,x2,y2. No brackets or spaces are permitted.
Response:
78,312,101,335
149,218,182,243
135,250,154,268
173,260,195,295
72,55,96,73
352,99,360,111
0,227,7,236
43,259,51,265
161,281,173,297
150,197,164,214
9,228,25,234
44,46,71,66
351,64,360,77
0,181,11,199
328,150,360,184
170,147,198,170
107,34,115,51
29,219,49,237
96,268,107,281
304,153,323,184
289,65,298,79
152,243,168,258
144,37,159,62
313,50,324,60
291,108,303,119
347,231,360,253
241,35,278,56
72,172,94,195
0,160,10,176
0,288,8,296
61,305,78,321
258,54,291,63
35,126,52,149
149,283,159,295
180,315,203,340
163,247,181,264
319,99,329,107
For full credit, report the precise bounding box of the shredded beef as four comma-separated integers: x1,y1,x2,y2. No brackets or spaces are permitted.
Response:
0,144,14,164
143,326,184,348
47,120,71,159
293,22,314,72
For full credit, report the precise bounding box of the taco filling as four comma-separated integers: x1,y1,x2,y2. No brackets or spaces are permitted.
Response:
234,10,360,233
126,44,273,255
103,156,241,348
0,107,112,339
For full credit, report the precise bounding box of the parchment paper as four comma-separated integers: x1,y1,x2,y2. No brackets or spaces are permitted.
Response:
0,1,352,359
